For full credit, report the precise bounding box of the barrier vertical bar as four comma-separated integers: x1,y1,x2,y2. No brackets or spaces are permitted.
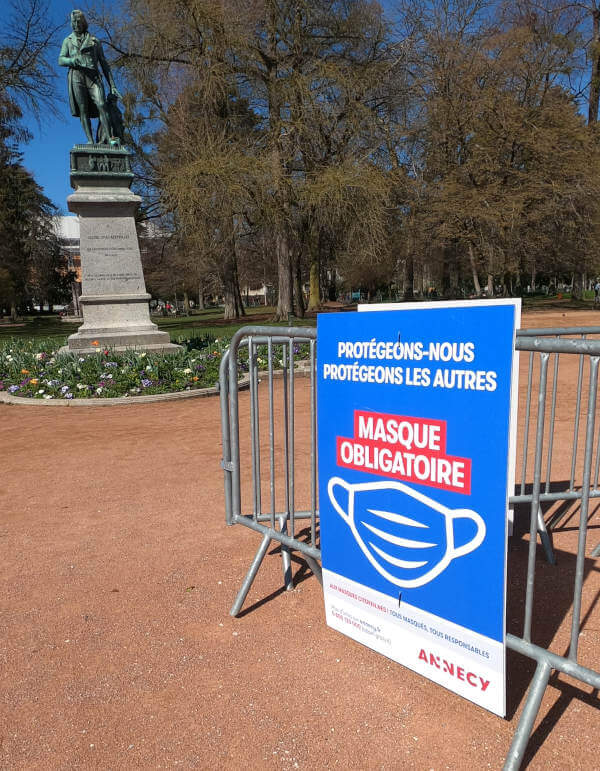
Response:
253,339,262,516
569,356,599,661
524,352,549,643
544,353,560,494
219,349,233,525
289,339,296,540
249,337,261,519
228,333,242,524
569,346,585,491
268,338,276,530
282,345,290,516
520,353,535,495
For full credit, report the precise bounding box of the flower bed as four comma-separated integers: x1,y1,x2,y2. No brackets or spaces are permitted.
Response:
0,336,229,400
0,336,310,400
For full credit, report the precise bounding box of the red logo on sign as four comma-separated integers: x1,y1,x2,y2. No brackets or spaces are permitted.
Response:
418,649,490,691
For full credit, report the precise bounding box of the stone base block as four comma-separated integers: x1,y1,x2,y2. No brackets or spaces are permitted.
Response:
59,292,182,355
61,324,181,356
59,342,182,355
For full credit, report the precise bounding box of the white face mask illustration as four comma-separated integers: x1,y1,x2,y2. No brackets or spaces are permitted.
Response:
327,477,485,589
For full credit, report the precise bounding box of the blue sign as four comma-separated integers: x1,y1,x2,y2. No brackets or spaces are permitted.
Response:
317,300,520,716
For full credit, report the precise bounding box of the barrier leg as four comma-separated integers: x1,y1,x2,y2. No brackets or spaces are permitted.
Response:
230,533,272,617
592,542,600,558
278,515,294,592
537,506,555,565
503,659,552,771
304,555,323,586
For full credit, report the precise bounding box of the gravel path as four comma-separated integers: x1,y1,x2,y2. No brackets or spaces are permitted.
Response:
1,309,598,769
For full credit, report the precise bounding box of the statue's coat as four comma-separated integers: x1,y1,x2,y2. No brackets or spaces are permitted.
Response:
59,32,108,119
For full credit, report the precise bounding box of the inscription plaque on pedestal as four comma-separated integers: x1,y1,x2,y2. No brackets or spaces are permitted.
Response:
80,219,145,296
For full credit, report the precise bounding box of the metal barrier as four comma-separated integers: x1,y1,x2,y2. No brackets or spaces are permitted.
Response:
220,326,321,612
220,323,600,770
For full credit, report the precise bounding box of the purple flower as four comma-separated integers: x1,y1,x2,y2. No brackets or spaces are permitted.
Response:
8,385,19,393
66,393,74,399
105,362,118,367
0,382,4,390
141,378,152,388
61,385,70,394
20,378,30,386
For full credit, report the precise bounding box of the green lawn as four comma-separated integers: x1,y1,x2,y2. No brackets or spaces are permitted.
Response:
0,306,317,343
1,295,597,344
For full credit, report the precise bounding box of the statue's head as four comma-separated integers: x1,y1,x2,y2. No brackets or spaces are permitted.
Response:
70,10,88,33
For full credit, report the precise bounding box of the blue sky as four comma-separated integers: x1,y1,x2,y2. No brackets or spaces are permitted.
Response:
20,0,84,213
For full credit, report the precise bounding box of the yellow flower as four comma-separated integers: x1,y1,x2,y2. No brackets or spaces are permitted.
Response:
91,340,99,346
21,369,29,375
192,376,199,382
30,378,38,385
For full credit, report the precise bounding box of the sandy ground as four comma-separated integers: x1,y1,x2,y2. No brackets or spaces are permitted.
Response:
1,308,599,770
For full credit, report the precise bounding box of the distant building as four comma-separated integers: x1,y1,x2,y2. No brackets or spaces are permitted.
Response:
52,215,81,316
243,283,274,306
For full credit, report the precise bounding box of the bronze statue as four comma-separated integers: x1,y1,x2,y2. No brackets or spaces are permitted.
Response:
58,10,123,145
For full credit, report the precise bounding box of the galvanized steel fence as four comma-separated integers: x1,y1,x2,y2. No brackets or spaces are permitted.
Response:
220,323,600,770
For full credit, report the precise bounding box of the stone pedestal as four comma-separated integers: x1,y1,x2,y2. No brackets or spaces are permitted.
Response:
61,144,180,355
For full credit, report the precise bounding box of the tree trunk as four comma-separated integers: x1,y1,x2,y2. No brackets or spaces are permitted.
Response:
468,243,482,295
236,279,245,315
275,231,293,320
197,282,205,310
183,291,190,315
308,257,320,310
572,271,584,301
487,273,494,296
10,301,18,322
403,254,414,300
294,254,305,318
222,252,244,320
223,271,242,319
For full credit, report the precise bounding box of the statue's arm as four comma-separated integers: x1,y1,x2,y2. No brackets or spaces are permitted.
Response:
58,38,74,68
97,41,121,98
